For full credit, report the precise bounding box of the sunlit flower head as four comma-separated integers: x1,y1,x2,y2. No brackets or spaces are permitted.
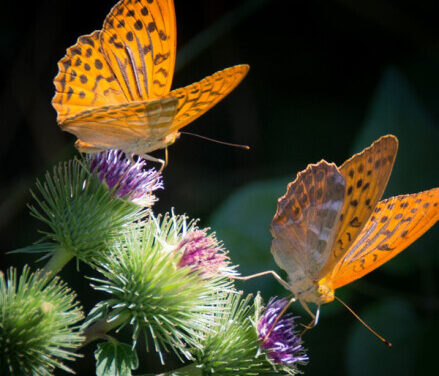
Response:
258,297,308,366
87,212,234,364
90,150,163,207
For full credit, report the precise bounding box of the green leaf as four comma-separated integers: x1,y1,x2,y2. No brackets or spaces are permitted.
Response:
95,342,138,376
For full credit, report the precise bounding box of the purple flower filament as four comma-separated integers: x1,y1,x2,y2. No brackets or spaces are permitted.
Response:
258,298,308,365
90,150,163,204
177,230,229,276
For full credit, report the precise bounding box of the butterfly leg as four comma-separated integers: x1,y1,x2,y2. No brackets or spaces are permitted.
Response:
233,270,291,291
300,302,320,335
139,153,166,171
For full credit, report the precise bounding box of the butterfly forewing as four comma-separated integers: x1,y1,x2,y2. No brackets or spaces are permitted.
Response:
330,188,439,289
100,0,176,101
271,161,345,282
167,65,250,133
62,97,178,154
318,135,398,278
52,31,127,123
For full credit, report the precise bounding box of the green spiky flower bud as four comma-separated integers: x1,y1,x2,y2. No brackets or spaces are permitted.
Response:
0,266,84,375
27,156,148,270
85,211,235,364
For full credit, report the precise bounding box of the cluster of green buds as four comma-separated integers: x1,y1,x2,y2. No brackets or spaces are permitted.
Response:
1,151,308,375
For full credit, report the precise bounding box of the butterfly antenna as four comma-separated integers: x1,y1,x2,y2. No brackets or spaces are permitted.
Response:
334,295,392,347
263,295,296,342
180,131,250,150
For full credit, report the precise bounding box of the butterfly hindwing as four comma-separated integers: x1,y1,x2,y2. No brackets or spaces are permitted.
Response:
318,135,398,278
63,97,178,154
271,161,345,281
100,0,176,101
331,188,439,289
52,31,127,123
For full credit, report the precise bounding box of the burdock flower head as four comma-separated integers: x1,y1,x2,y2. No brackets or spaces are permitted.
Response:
192,293,306,376
176,229,236,277
26,155,148,270
0,267,84,376
85,211,235,363
258,297,308,367
90,150,163,207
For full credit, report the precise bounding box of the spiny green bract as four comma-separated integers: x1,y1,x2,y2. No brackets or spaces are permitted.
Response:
86,211,235,364
0,266,84,376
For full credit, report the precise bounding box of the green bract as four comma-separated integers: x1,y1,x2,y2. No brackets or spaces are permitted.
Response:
85,212,234,364
0,266,84,376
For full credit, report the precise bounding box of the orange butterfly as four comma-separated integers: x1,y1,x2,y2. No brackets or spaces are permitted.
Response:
52,0,249,164
242,135,439,322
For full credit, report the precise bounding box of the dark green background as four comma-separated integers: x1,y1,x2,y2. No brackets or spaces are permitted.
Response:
1,0,439,375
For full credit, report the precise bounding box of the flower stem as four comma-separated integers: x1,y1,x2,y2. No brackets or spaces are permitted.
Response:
82,315,129,346
41,248,74,277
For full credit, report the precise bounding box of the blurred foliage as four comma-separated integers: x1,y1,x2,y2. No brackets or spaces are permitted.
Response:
1,0,439,375
346,300,420,376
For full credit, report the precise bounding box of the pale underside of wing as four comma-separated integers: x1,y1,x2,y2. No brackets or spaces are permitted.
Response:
167,64,250,133
330,188,439,289
270,161,345,284
61,97,178,154
100,0,176,101
52,31,127,123
318,135,398,279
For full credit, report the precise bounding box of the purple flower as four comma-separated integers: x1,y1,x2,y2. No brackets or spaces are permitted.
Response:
176,230,233,276
258,297,308,366
90,150,163,207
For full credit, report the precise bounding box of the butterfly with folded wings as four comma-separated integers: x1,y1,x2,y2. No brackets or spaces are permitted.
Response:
52,0,249,165
241,135,439,324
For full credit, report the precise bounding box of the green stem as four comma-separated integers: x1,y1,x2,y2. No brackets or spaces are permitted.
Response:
41,248,74,277
82,314,129,346
158,363,202,376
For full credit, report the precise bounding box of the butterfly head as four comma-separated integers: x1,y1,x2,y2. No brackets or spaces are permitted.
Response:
315,280,334,304
164,131,180,147
291,277,335,305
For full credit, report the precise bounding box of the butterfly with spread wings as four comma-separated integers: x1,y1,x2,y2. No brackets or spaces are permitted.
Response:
241,135,439,325
52,0,249,165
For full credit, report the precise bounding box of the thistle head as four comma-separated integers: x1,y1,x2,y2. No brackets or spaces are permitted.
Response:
193,293,306,375
27,157,146,266
0,267,84,375
86,211,234,364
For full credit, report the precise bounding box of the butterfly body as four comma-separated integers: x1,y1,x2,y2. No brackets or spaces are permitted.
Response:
271,135,439,306
52,0,249,155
